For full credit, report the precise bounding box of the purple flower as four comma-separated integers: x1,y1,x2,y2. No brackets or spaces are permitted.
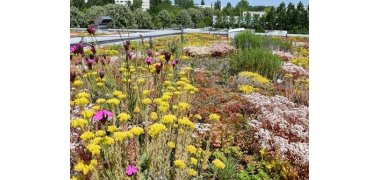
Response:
123,41,131,51
155,62,163,74
164,52,171,62
86,57,95,70
70,46,76,53
98,69,104,78
72,43,84,55
90,44,96,54
87,25,96,35
145,57,152,66
125,165,138,176
171,58,179,67
70,71,76,83
128,52,133,60
147,49,153,57
93,110,113,122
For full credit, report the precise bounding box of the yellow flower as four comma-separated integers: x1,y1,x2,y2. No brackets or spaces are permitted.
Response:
209,113,220,122
107,125,118,133
148,123,167,138
70,101,75,107
97,82,104,87
161,94,172,101
71,118,88,128
73,80,83,87
96,98,106,104
113,131,130,141
137,78,145,84
190,157,198,165
95,130,106,137
142,90,151,96
107,98,120,106
184,67,193,71
76,92,90,99
178,102,191,111
92,105,101,111
130,127,144,136
134,106,141,113
187,145,197,154
90,137,103,145
178,117,195,129
102,136,115,145
194,114,202,120
239,85,257,94
158,102,170,112
142,98,152,105
161,114,177,124
117,94,127,100
81,110,94,119
167,141,176,149
174,91,182,96
74,161,96,175
117,113,131,122
86,143,101,156
75,97,89,107
174,159,186,169
113,90,123,97
187,168,197,176
212,159,225,169
150,112,158,121
80,131,95,141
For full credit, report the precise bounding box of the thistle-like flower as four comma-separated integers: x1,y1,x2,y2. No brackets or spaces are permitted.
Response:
125,165,137,176
164,52,171,62
87,25,96,35
93,110,113,123
145,57,152,66
98,69,104,79
86,57,95,70
147,49,153,57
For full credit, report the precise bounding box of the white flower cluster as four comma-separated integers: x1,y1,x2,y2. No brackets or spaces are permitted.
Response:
243,93,309,165
282,62,308,77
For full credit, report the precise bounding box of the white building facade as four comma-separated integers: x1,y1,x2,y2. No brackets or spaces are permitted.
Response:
115,0,133,6
114,0,150,11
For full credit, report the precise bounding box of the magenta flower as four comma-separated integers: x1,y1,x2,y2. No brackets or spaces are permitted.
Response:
171,58,179,67
147,49,153,57
86,57,95,70
90,44,96,55
145,57,152,66
93,110,113,122
70,46,76,53
72,43,84,55
155,62,163,74
87,25,96,35
164,52,171,62
125,165,138,176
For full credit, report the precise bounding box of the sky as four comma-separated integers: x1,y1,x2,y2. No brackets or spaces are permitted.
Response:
193,0,309,8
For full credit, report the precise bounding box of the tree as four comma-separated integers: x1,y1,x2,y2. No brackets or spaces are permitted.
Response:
275,2,286,30
187,8,203,28
264,7,276,30
134,8,154,29
223,2,234,16
214,0,221,10
235,0,249,14
130,0,142,11
158,10,172,29
201,0,205,5
84,6,106,25
70,6,86,27
71,0,85,10
103,4,137,28
176,10,192,28
286,2,296,31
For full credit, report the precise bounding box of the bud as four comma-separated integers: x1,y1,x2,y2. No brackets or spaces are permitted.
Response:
145,57,152,66
98,69,105,79
87,25,96,35
70,71,76,83
123,41,131,51
86,57,95,70
155,63,163,74
164,52,171,63
147,49,153,57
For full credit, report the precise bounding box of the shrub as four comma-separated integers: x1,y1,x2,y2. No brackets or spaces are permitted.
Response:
229,48,283,80
234,30,292,51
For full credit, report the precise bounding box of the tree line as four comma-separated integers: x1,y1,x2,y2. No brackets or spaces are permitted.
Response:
70,0,308,34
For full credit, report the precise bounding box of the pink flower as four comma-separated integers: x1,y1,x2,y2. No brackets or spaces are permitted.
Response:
93,110,113,122
87,25,96,35
145,57,152,66
125,165,138,176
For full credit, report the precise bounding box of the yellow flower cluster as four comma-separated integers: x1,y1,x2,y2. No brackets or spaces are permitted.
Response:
113,131,133,141
81,109,94,119
95,130,106,137
178,102,191,111
187,168,197,176
187,145,197,154
102,136,115,145
107,98,120,106
239,85,258,94
150,112,158,121
178,117,195,129
190,157,198,165
130,127,144,136
174,159,186,169
148,123,167,137
212,159,226,169
161,114,177,124
80,131,95,141
92,105,100,111
86,143,101,156
96,98,106,104
167,141,176,149
74,159,97,175
73,80,83,87
107,125,118,133
239,71,270,85
142,98,152,105
76,92,90,99
208,113,220,122
74,97,89,107
71,118,88,128
117,112,131,122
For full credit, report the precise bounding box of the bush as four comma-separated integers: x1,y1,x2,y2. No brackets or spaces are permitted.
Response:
229,48,283,80
234,30,292,51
